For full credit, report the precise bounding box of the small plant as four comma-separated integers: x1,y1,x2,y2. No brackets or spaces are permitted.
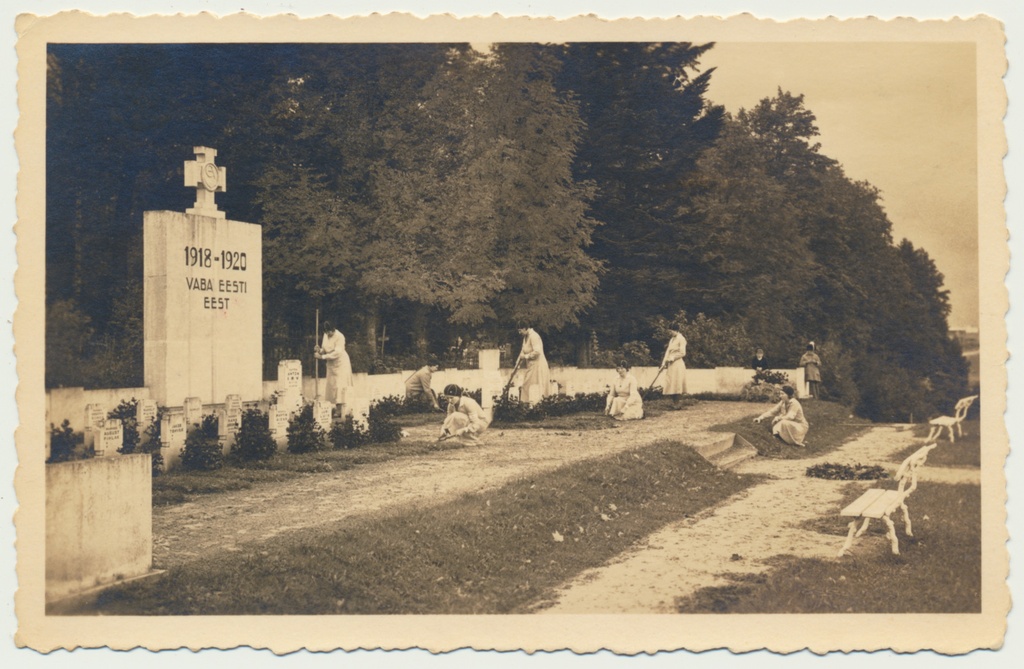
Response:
330,414,368,450
47,420,80,463
233,408,277,461
367,403,402,444
287,403,327,454
181,414,223,471
753,369,790,387
805,462,889,480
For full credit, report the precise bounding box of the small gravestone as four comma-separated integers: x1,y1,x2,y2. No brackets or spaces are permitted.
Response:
83,403,106,451
215,409,233,455
268,404,290,447
94,418,123,457
277,359,303,413
160,413,187,470
136,399,158,428
346,393,371,431
313,399,333,433
478,349,500,371
183,396,203,430
224,394,242,435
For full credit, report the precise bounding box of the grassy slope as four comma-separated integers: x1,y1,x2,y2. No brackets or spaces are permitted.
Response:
88,440,761,615
711,400,873,459
675,482,981,613
890,420,981,468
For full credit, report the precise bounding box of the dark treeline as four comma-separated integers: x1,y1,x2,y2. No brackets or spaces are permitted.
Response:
45,43,968,421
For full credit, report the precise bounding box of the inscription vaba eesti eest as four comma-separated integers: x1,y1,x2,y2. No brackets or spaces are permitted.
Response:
144,147,263,406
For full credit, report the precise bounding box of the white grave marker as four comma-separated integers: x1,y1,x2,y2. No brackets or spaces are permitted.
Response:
277,359,303,413
136,399,158,427
183,397,203,430
313,399,333,433
224,394,242,435
160,413,187,471
268,405,290,447
95,418,123,457
83,403,106,450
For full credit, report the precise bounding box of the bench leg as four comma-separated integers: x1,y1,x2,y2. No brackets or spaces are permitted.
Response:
901,502,914,538
946,425,956,443
838,520,860,557
883,514,900,555
925,425,941,442
854,517,871,538
957,422,966,439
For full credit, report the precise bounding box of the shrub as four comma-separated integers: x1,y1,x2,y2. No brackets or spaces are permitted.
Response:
367,403,402,444
492,391,608,423
232,408,277,461
740,381,784,403
139,406,166,476
287,403,327,454
109,398,141,455
754,369,790,386
330,414,368,450
47,420,79,464
181,414,223,471
805,462,889,480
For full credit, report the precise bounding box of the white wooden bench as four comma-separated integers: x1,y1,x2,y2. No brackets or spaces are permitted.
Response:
926,394,978,443
837,443,937,557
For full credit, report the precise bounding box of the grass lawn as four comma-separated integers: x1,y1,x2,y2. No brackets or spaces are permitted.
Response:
890,420,980,468
152,436,469,506
711,399,873,459
85,440,762,615
675,481,981,613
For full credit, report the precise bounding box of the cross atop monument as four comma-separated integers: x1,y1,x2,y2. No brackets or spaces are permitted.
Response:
184,146,227,219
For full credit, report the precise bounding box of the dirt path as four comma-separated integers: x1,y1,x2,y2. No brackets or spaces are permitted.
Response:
536,426,978,613
152,402,762,569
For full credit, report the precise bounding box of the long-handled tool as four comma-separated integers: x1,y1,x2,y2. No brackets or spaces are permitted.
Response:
501,358,524,399
645,363,668,395
314,308,320,400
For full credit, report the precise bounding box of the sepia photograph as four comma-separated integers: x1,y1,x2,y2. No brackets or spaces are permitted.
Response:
7,1,1017,661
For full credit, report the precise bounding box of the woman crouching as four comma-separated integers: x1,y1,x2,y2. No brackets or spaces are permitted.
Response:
605,361,644,421
438,384,491,444
753,385,809,447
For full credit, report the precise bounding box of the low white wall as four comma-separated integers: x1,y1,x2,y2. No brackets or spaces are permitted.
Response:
48,366,807,438
46,454,152,602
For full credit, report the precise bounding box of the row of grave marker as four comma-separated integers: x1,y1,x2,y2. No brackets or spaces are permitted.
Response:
79,359,372,469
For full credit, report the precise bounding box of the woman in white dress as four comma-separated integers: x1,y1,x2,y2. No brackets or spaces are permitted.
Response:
605,361,644,421
438,384,491,444
516,326,551,404
660,329,687,407
754,385,809,447
314,320,353,408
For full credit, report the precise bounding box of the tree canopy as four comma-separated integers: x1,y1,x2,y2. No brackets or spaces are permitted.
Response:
45,42,969,421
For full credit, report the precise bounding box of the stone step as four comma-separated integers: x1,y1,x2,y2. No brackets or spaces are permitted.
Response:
692,433,758,470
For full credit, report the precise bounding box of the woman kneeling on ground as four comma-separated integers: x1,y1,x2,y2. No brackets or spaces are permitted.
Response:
605,360,644,421
439,383,491,444
753,385,809,447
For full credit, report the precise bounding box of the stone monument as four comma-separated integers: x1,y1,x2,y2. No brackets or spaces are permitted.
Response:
144,147,262,406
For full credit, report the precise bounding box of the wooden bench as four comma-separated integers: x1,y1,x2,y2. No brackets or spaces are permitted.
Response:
837,443,937,557
926,394,978,443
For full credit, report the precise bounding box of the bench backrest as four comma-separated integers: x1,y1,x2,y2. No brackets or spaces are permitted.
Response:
952,395,979,422
894,443,937,496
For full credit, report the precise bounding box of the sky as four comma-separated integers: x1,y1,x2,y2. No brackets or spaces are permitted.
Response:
700,42,979,329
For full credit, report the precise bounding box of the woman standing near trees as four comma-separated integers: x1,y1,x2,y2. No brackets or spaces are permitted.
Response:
661,328,687,408
516,326,551,404
800,342,822,399
314,321,353,410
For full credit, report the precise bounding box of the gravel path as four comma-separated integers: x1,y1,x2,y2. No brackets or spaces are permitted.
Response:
536,426,978,613
152,401,763,569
